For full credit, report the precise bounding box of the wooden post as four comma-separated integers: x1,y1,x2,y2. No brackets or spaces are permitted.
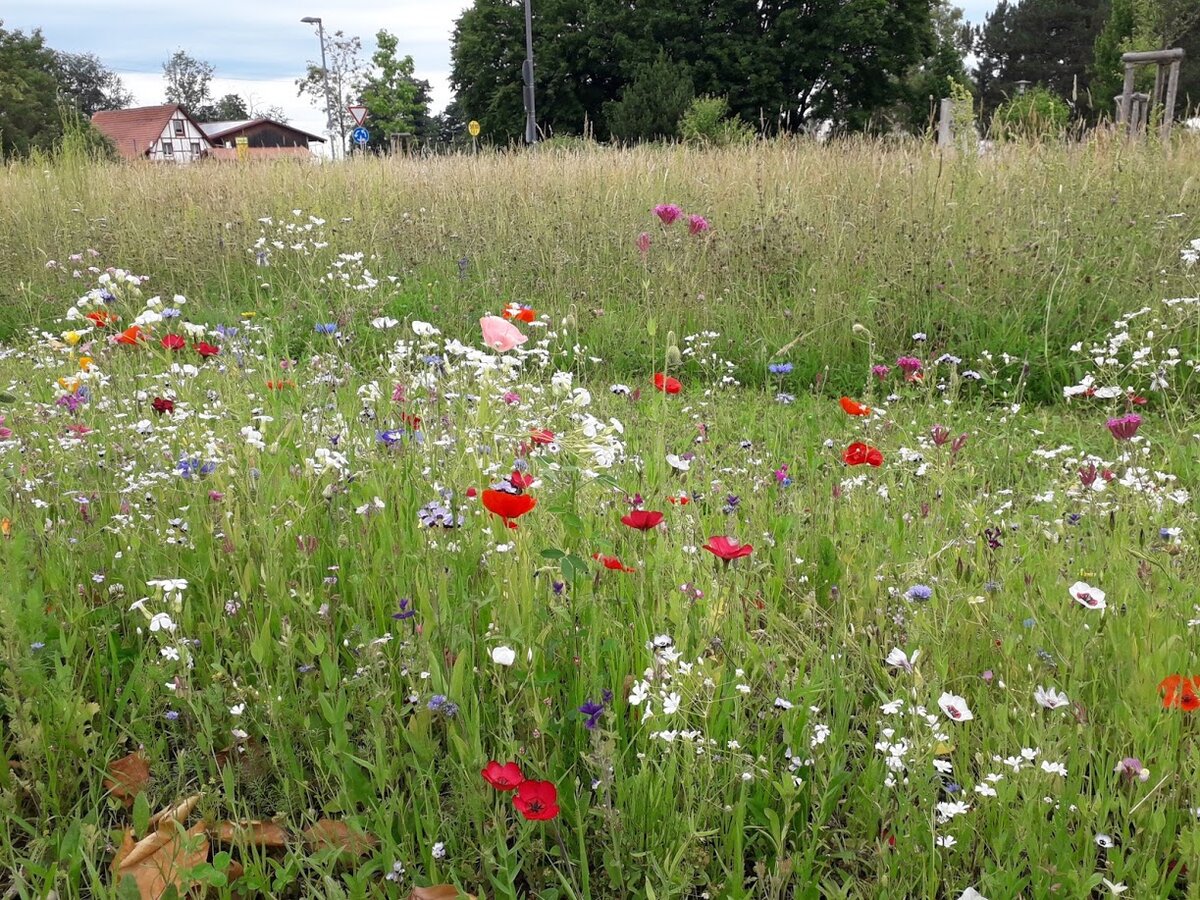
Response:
1162,59,1181,141
937,98,952,147
1119,64,1136,127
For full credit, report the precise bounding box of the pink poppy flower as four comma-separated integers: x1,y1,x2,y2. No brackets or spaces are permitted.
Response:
480,316,528,352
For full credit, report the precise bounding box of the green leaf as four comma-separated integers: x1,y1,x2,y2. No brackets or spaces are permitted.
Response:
132,791,150,836
540,548,565,560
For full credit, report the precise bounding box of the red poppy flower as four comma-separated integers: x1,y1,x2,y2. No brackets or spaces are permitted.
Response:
400,412,423,430
843,442,884,467
160,334,185,351
703,536,753,561
839,396,871,416
481,760,524,791
508,471,534,490
85,310,118,328
482,489,536,528
115,325,144,345
530,428,555,445
621,510,664,531
653,373,682,394
1159,674,1200,711
512,779,560,820
503,306,536,323
151,396,175,416
593,553,636,572
266,380,295,390
667,495,691,506
195,341,220,358
466,486,478,498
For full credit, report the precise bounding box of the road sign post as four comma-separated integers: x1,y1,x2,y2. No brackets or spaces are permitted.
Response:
347,105,368,126
352,126,370,148
468,120,481,154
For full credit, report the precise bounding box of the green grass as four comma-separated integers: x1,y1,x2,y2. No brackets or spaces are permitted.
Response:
0,141,1199,898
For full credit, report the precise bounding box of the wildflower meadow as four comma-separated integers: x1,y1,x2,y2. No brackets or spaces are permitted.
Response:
1,140,1200,899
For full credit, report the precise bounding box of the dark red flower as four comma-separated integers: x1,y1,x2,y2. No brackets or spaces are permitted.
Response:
195,341,220,358
151,396,175,416
512,779,560,820
482,489,536,528
509,471,534,490
703,536,753,561
466,487,478,498
843,442,884,467
481,760,524,791
530,428,555,445
621,510,664,531
160,334,185,351
400,412,422,430
653,373,682,394
593,553,636,573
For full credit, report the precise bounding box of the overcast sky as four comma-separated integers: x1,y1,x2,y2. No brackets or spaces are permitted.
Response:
5,0,998,141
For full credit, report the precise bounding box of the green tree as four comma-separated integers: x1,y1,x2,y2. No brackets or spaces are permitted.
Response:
896,0,972,133
604,52,694,141
0,22,62,158
357,30,427,152
297,30,365,157
1091,0,1135,113
53,51,133,117
162,49,214,112
208,93,249,121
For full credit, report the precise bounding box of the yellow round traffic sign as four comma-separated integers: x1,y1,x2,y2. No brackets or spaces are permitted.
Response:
468,120,481,137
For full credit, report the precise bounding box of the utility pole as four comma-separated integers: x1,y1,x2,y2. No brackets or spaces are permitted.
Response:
522,0,537,144
301,17,337,159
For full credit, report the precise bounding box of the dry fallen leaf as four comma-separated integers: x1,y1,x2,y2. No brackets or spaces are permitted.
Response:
302,819,378,859
112,821,209,900
408,887,476,900
212,820,289,848
104,751,151,808
149,793,201,830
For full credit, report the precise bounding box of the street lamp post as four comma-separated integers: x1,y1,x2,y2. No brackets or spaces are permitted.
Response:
301,16,337,159
522,0,537,144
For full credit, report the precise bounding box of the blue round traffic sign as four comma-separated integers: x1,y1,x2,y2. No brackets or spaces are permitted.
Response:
352,126,370,145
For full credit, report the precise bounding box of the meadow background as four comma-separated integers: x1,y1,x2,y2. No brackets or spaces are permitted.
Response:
0,138,1199,899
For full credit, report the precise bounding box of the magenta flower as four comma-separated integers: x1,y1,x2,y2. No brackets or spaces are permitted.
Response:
896,356,922,379
1114,757,1149,783
1106,413,1142,441
0,416,11,440
931,424,950,446
653,204,682,226
636,231,651,256
871,364,891,380
687,214,710,236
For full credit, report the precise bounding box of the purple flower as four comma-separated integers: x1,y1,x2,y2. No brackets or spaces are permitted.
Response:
768,362,793,375
636,232,652,256
1106,413,1142,441
1114,757,1149,783
687,214,710,236
392,598,416,621
896,356,922,379
654,204,683,225
906,584,933,601
931,425,950,446
578,699,605,730
871,364,891,380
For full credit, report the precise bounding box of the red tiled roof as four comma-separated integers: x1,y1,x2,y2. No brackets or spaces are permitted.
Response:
91,105,182,159
206,146,316,161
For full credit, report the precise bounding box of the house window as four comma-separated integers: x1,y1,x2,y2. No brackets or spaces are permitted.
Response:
190,142,201,155
162,141,174,156
173,119,184,137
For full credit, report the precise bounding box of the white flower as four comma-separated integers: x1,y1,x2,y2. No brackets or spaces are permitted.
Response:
1068,581,1106,610
628,680,650,706
885,647,919,672
936,800,970,820
411,320,440,336
371,317,399,329
959,889,988,900
148,612,176,633
491,645,516,666
550,371,573,395
240,426,265,450
181,321,207,338
665,453,691,472
662,692,681,715
1095,833,1115,848
774,697,794,710
230,703,245,716
937,692,974,722
1040,760,1067,776
1101,880,1128,896
431,841,446,860
974,783,997,797
1034,685,1070,709
570,387,592,408
935,835,956,848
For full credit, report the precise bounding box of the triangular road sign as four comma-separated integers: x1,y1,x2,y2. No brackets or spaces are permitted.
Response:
347,105,368,126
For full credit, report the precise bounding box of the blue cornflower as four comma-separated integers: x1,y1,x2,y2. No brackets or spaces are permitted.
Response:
768,362,793,375
578,699,605,730
215,324,238,339
906,584,933,602
315,322,338,335
428,695,447,712
377,429,405,447
164,710,180,721
161,307,181,319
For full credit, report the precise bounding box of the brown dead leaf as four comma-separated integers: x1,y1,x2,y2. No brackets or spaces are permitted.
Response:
301,819,378,859
408,887,476,900
211,820,289,848
105,751,151,808
112,821,209,900
148,793,201,830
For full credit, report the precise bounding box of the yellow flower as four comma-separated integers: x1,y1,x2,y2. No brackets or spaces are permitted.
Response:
241,311,257,319
62,330,82,346
57,377,80,393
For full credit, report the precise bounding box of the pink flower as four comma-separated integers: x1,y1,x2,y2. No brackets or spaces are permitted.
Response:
636,231,652,256
654,204,682,225
1106,413,1142,441
480,315,528,352
687,214,710,236
896,356,922,379
871,364,891,380
0,416,11,441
